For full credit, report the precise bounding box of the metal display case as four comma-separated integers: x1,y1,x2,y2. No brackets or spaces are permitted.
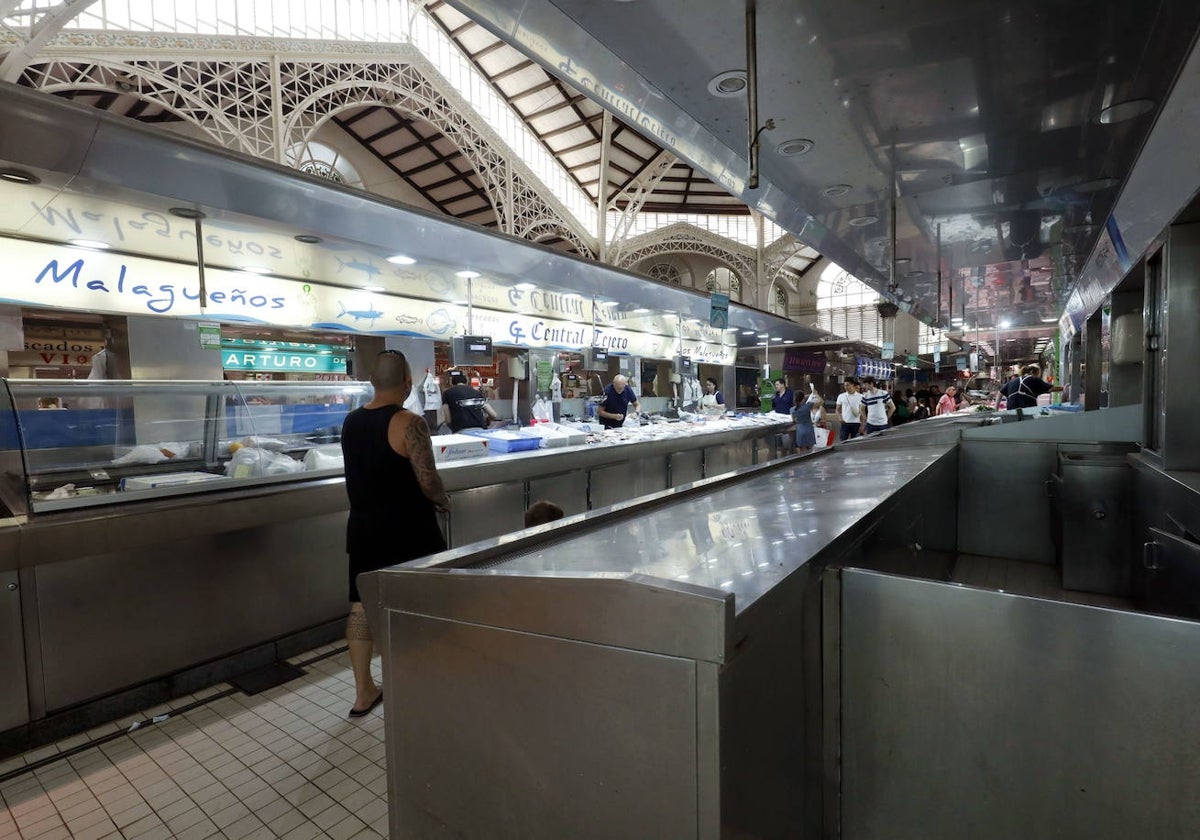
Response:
0,378,369,517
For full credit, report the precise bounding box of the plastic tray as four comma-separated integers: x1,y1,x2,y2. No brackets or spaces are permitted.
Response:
460,428,542,453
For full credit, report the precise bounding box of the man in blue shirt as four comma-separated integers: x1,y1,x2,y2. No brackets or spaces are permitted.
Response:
771,379,794,415
597,374,640,429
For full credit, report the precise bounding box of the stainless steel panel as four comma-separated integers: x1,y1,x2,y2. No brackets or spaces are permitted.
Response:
447,481,526,546
669,448,703,486
0,570,28,731
1142,527,1200,619
957,440,1057,563
33,511,347,710
1164,222,1200,470
839,569,1200,840
1059,455,1132,595
527,470,586,517
703,444,734,478
386,611,700,840
591,455,667,509
125,316,223,382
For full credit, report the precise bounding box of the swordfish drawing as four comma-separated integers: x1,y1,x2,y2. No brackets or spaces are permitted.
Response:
338,302,384,327
336,257,382,279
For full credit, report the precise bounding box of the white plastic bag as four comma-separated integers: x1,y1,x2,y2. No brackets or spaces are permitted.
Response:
403,384,423,415
303,446,344,471
112,445,170,465
225,447,303,479
422,369,442,413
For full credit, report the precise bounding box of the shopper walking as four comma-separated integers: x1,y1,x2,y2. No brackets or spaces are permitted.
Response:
858,377,895,434
341,350,450,717
835,378,864,441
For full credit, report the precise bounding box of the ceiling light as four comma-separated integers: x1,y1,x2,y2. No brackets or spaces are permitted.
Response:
455,270,480,279
848,215,878,227
757,333,769,338
707,70,747,98
294,234,322,244
999,319,1011,328
364,285,385,292
241,266,271,275
742,330,756,335
1098,99,1155,125
68,239,111,250
1074,177,1121,193
822,184,852,198
631,307,651,313
1041,317,1060,323
0,167,41,184
386,254,416,264
562,292,583,300
776,138,814,157
514,282,537,291
168,207,206,220
771,336,782,341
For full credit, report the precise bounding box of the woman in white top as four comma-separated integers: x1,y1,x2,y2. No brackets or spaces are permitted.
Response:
698,377,726,416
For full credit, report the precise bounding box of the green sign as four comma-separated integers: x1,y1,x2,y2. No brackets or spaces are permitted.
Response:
536,359,553,391
198,323,221,350
221,346,347,373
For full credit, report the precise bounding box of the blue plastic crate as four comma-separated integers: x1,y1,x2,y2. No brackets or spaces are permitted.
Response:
459,428,542,453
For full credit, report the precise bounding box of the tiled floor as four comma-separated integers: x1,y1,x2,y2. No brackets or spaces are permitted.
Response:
0,644,388,840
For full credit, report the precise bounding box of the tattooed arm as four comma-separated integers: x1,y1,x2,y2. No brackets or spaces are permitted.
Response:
391,412,451,512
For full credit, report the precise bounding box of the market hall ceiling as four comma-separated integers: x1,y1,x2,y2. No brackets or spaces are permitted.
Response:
443,0,1200,329
10,1,743,255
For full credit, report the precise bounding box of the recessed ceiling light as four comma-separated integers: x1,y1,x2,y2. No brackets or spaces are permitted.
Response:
631,307,651,313
776,138,814,156
742,330,756,335
68,238,111,250
241,266,271,275
387,254,415,265
455,270,480,279
169,207,206,219
294,234,322,244
771,336,782,341
848,215,879,227
707,70,747,98
1097,99,1155,125
822,184,852,198
515,282,537,291
757,333,769,338
1074,177,1120,193
0,167,41,184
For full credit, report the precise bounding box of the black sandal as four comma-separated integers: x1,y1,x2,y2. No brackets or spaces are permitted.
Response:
348,691,383,718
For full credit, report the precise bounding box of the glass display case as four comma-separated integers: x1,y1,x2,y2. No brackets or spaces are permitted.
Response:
0,379,371,515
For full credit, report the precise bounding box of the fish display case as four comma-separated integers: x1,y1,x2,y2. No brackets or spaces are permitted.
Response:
0,378,370,516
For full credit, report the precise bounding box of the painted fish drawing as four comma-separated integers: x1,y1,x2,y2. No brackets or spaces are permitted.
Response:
338,302,384,326
336,257,382,278
394,313,421,325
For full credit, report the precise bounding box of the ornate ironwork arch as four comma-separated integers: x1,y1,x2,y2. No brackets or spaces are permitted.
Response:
18,45,593,255
620,226,755,293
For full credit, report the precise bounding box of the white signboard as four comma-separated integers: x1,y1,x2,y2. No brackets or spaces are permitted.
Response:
0,238,733,362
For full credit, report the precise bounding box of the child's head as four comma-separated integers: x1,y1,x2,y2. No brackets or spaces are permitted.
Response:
525,500,565,527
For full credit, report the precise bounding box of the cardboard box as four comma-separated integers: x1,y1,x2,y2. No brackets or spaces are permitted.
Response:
431,433,489,462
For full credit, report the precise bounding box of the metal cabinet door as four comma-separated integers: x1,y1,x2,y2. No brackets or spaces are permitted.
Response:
0,570,29,731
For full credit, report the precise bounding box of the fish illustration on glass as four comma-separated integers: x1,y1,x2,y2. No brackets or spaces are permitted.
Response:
336,257,382,278
338,301,384,326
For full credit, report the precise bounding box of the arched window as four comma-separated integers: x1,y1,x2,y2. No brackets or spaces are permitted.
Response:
816,263,883,346
919,323,952,355
647,263,683,285
704,266,741,301
286,141,362,188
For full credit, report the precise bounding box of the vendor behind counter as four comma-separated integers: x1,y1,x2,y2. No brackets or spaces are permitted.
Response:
441,371,498,432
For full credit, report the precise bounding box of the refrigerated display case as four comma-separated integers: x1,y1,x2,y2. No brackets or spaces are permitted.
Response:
0,378,369,517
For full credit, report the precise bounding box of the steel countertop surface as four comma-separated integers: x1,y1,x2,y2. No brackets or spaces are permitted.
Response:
484,443,955,614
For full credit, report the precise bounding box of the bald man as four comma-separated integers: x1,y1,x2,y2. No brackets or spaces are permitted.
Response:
340,350,449,717
597,373,641,430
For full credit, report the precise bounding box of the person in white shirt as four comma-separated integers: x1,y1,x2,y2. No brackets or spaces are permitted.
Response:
835,378,864,442
858,376,895,434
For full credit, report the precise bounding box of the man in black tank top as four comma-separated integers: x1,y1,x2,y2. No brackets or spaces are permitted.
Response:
341,350,450,717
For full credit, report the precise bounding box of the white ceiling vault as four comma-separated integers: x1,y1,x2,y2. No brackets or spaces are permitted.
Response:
0,0,821,311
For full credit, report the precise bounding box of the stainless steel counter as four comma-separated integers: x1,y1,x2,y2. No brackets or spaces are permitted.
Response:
0,415,788,749
361,435,958,839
